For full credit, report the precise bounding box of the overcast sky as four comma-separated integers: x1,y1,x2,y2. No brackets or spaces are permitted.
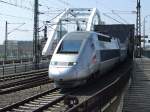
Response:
0,0,150,44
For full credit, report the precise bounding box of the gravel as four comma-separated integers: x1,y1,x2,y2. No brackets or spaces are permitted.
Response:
0,82,54,108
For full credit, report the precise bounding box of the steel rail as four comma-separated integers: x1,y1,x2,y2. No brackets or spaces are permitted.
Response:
0,69,47,81
0,88,63,112
0,70,51,94
0,86,81,111
0,72,48,89
0,77,51,94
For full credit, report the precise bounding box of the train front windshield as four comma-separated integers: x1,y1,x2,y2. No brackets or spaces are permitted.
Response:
57,32,90,54
57,40,82,53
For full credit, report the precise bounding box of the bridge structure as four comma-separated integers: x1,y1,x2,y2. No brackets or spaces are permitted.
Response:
1,5,150,112
42,8,103,56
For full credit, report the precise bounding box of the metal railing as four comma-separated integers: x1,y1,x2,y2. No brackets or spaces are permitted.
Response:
0,58,33,65
0,56,50,65
67,62,132,112
0,61,49,76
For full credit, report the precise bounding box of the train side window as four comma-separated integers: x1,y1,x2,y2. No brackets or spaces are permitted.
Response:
98,35,111,42
91,43,95,50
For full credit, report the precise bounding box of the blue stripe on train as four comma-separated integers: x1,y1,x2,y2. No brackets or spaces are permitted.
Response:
100,49,120,61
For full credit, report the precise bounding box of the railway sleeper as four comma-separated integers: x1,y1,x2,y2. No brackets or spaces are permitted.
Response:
37,97,58,101
44,93,63,97
41,95,61,99
45,104,67,112
17,107,31,111
19,105,31,109
30,100,51,104
42,96,78,112
12,108,27,112
24,103,44,108
33,99,53,103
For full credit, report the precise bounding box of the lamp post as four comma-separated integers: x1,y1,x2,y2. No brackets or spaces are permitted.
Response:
4,21,25,61
4,21,8,61
143,15,150,49
143,15,150,48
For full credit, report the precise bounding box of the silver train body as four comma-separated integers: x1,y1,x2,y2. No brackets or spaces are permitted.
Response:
49,31,127,88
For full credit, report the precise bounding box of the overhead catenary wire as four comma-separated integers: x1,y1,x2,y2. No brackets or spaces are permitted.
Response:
0,12,48,23
8,23,26,35
111,10,137,14
0,0,33,11
57,0,72,7
103,13,125,24
39,3,63,12
15,29,33,32
94,0,135,24
0,12,33,20
44,0,67,9
0,0,70,47
0,0,67,24
111,10,129,24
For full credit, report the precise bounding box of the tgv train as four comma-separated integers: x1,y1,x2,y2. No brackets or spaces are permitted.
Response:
49,31,127,88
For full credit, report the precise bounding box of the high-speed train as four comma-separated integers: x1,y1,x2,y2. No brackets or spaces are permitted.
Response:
49,31,127,88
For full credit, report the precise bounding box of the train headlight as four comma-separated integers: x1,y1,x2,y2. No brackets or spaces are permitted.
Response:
68,62,77,66
50,61,58,65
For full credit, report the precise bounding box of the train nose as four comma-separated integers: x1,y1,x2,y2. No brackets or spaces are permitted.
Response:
49,67,77,81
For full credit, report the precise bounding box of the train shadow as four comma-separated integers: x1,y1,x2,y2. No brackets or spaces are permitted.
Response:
65,60,130,96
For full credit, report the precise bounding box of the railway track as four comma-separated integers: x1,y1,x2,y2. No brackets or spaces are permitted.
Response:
0,69,47,82
0,88,69,112
0,69,51,94
0,84,82,112
0,61,132,112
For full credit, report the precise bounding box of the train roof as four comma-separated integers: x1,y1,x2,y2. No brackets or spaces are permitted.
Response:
64,31,91,40
63,31,111,40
